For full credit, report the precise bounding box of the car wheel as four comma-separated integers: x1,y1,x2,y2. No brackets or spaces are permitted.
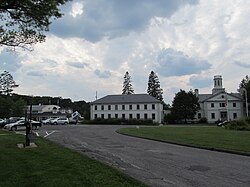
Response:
54,122,57,125
11,126,17,131
32,126,37,130
64,122,68,125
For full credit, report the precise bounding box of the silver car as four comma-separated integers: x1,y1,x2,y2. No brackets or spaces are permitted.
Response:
50,117,69,125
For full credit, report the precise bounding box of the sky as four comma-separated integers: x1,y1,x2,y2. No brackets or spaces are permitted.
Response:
1,0,250,104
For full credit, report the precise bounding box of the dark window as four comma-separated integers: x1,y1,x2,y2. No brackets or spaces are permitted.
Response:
122,105,125,110
144,113,148,119
94,114,97,119
129,114,133,119
198,113,201,119
219,103,226,107
211,113,215,119
122,114,125,119
129,105,132,110
144,104,147,110
152,113,155,120
101,114,104,119
233,113,237,119
95,105,97,110
137,114,140,119
101,105,104,110
108,114,111,119
137,105,140,110
108,105,111,110
115,105,118,110
233,103,236,107
152,104,155,110
211,103,214,108
115,114,118,118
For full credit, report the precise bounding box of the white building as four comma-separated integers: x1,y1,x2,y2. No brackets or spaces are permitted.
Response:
195,75,244,123
90,94,163,123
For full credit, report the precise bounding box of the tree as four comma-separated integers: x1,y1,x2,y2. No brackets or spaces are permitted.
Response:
171,89,200,123
0,0,70,50
239,75,250,102
122,71,134,95
147,71,163,101
0,71,19,95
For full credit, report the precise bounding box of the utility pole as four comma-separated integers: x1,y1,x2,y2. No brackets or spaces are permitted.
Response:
243,88,249,117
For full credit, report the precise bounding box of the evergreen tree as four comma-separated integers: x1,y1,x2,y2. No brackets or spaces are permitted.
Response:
122,71,134,95
147,71,163,101
0,71,19,95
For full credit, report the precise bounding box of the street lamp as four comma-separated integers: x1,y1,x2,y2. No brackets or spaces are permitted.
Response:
243,88,249,117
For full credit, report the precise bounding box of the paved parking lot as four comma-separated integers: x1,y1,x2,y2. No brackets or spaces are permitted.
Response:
20,125,250,187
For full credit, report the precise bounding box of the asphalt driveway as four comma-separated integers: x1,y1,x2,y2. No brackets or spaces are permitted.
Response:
40,125,250,187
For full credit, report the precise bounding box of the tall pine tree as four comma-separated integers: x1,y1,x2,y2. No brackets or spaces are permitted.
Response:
122,72,134,95
147,71,163,101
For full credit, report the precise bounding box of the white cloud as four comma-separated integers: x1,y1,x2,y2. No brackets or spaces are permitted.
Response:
70,2,84,18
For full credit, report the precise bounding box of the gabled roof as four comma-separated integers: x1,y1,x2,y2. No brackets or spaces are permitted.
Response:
91,94,161,104
198,91,243,102
28,105,60,111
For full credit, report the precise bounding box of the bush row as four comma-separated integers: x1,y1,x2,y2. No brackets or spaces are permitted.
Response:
81,118,159,125
225,117,250,131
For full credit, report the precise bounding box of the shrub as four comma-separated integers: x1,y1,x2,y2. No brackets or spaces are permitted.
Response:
224,120,250,131
198,117,207,124
81,118,158,125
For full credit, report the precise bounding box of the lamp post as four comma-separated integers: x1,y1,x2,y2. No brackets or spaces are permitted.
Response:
242,88,249,117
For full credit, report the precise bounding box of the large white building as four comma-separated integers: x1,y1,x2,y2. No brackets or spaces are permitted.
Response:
90,94,163,123
195,75,245,123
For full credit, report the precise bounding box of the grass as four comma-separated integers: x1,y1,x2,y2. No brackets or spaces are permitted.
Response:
0,130,146,187
117,125,250,154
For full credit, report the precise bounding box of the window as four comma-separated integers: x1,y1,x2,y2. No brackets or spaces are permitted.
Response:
129,114,133,119
101,114,104,119
152,104,155,110
144,113,148,119
211,103,214,108
137,105,140,110
136,113,140,119
233,103,236,107
101,105,104,110
115,105,118,110
152,113,155,120
115,114,118,118
94,114,97,119
122,105,125,110
129,105,133,110
198,113,201,119
211,113,215,119
108,114,111,119
233,113,237,119
219,103,226,107
95,105,97,110
108,105,111,110
122,114,125,119
144,104,147,110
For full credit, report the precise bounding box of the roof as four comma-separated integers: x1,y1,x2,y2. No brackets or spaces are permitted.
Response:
91,94,162,104
198,91,243,102
28,105,60,111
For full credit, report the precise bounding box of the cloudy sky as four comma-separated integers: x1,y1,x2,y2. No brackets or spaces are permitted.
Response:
1,0,250,104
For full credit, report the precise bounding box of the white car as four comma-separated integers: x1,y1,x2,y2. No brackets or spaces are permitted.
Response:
4,119,42,131
41,118,55,125
50,117,69,125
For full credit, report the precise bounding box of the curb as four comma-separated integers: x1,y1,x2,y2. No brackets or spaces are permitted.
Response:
116,131,250,157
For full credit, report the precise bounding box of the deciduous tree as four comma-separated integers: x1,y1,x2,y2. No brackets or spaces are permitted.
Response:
171,89,200,123
0,0,70,50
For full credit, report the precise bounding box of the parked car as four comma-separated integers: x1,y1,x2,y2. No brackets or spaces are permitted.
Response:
217,121,229,127
0,118,6,128
41,118,55,125
50,117,69,125
4,120,42,131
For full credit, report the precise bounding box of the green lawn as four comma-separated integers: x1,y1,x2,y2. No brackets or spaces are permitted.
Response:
0,130,146,187
117,125,250,154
